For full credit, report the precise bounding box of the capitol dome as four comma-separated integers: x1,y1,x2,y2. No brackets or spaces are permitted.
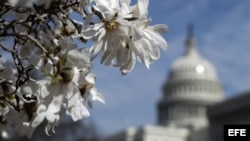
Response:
170,40,218,82
158,26,224,129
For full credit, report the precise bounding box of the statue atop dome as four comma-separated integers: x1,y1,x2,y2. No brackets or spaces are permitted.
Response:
184,24,198,56
185,24,195,47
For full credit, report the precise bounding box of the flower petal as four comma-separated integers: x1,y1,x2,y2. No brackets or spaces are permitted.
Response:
90,88,105,104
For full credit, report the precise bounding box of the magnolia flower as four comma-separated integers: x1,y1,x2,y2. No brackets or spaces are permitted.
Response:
82,0,167,74
82,0,133,55
32,95,63,135
29,36,77,76
124,19,168,69
10,79,60,137
9,81,40,138
11,48,104,137
32,64,102,135
10,68,84,137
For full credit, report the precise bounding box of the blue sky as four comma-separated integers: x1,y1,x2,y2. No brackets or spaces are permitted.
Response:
89,0,250,136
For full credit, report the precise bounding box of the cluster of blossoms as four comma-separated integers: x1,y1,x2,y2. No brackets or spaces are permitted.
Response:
0,0,167,138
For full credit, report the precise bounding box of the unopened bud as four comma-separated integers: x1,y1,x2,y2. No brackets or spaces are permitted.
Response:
23,102,37,121
60,67,75,83
79,83,93,99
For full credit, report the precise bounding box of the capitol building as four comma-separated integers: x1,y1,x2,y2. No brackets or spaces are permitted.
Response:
106,26,250,141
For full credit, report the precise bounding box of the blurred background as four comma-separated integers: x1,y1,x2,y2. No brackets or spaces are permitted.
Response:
91,0,250,137
2,0,250,140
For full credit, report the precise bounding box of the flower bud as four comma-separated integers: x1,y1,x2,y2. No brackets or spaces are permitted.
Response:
79,83,93,100
23,101,37,121
59,67,74,83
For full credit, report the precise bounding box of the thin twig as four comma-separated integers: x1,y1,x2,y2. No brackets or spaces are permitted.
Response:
19,32,48,53
0,43,13,53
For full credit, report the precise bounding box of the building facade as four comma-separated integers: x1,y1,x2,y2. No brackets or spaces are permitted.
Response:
208,91,250,141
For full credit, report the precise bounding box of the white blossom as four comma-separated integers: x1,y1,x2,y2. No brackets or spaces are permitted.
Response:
11,48,104,137
82,0,167,74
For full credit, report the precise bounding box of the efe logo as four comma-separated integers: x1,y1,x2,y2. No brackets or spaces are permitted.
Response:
228,129,246,136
